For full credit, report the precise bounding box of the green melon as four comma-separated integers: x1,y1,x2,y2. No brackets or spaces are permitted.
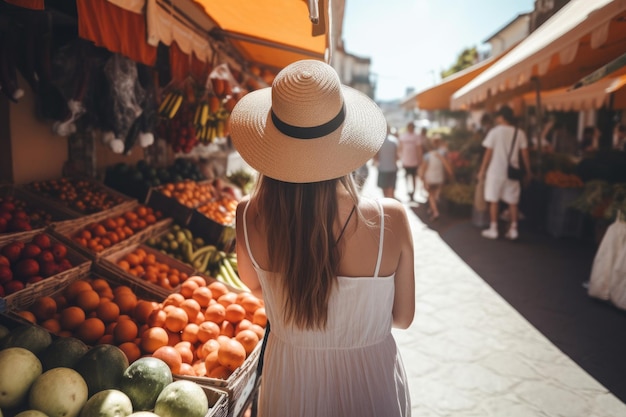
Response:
119,357,172,411
154,380,208,417
127,412,160,417
78,389,133,417
74,344,129,397
39,337,89,371
0,325,52,355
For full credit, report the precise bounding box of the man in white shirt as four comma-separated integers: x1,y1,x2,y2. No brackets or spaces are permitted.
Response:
398,122,423,201
477,105,532,240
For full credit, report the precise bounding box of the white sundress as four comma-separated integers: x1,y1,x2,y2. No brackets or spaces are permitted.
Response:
243,201,411,417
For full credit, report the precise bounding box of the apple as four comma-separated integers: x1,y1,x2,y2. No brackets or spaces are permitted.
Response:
1,241,24,264
57,258,73,273
21,243,42,259
39,261,58,277
32,233,51,249
37,250,55,264
0,255,9,267
27,276,43,284
51,242,67,261
0,217,7,233
4,279,24,295
0,265,12,284
14,258,39,280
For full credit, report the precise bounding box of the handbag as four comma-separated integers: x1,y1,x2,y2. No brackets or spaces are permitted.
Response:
507,127,523,181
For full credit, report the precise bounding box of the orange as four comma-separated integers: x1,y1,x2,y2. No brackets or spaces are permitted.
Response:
30,296,57,321
224,303,246,324
197,339,220,361
196,320,220,343
164,307,188,333
133,300,157,324
114,292,138,315
147,309,167,327
204,350,220,372
235,329,260,355
180,299,201,321
167,330,181,347
187,275,207,287
174,341,195,364
235,319,253,334
163,293,185,308
75,290,100,313
249,324,265,340
113,319,139,344
181,323,199,344
238,294,262,315
219,321,235,338
118,341,142,363
91,278,111,293
178,363,195,376
217,292,237,308
117,260,130,272
140,326,169,353
76,317,106,345
59,306,86,330
191,286,212,308
208,365,232,380
204,303,226,325
113,285,134,296
207,281,229,300
125,253,141,267
252,307,267,327
152,345,182,374
180,280,199,299
192,360,207,377
40,318,61,334
98,334,115,345
96,300,120,323
17,310,37,324
217,338,246,371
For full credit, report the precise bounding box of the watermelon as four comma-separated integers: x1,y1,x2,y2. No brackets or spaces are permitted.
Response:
78,389,133,417
0,325,52,355
74,344,129,397
39,337,89,371
119,357,172,411
154,380,208,417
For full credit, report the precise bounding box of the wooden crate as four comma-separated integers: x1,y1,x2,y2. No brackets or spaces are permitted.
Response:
0,185,80,246
96,243,199,298
0,232,92,312
49,204,173,262
145,187,195,226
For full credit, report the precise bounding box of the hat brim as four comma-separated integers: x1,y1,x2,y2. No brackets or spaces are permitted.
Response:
229,85,387,183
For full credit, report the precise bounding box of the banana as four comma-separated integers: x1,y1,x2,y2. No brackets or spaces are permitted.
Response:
158,92,174,116
193,104,202,127
201,103,209,127
168,93,183,119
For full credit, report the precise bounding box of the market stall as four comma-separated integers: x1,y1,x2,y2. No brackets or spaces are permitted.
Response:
0,0,334,416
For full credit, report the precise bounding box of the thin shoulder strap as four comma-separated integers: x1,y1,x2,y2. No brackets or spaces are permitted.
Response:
508,126,519,162
242,202,261,269
374,200,385,278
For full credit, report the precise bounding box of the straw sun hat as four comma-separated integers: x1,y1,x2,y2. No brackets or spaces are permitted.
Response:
229,60,387,183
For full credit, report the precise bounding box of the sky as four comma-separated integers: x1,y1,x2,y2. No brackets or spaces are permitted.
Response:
342,0,535,101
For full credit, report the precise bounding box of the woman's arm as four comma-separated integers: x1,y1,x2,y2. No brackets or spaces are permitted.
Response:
385,201,415,329
235,200,263,298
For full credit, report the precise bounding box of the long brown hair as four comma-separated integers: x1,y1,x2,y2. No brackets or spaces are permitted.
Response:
254,174,360,329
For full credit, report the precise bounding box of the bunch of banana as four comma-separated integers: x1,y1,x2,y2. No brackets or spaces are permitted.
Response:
159,91,185,119
193,101,211,129
214,251,250,292
196,111,229,144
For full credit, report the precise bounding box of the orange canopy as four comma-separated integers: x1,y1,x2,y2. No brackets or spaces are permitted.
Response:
192,0,327,70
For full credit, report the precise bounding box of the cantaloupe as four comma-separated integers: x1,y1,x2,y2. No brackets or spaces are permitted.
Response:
119,357,172,411
0,347,43,408
14,411,49,417
78,389,133,417
74,344,129,397
28,367,88,417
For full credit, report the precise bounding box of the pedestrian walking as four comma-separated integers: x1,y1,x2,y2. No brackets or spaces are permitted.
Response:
476,105,532,240
398,121,424,201
420,135,454,221
230,59,414,417
374,125,399,198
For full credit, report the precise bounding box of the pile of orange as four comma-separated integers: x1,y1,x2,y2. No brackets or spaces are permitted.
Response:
16,276,160,363
142,277,266,378
116,247,188,290
71,205,162,252
197,196,237,225
159,180,216,208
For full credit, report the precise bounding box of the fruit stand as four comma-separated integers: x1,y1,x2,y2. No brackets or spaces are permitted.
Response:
0,1,271,416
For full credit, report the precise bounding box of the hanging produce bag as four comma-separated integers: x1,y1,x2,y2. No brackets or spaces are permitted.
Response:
588,211,626,309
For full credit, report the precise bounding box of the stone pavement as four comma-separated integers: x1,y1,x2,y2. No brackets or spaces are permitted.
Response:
359,163,626,417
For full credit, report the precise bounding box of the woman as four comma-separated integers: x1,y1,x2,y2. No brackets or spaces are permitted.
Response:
231,60,415,417
420,135,454,221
